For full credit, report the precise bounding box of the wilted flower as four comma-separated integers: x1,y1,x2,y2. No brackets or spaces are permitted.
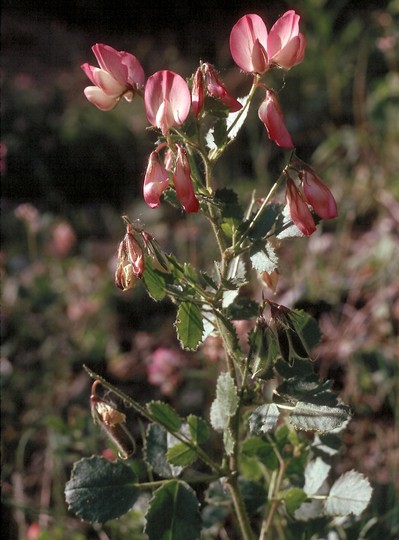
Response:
115,226,145,291
81,44,145,111
258,90,294,148
144,70,191,135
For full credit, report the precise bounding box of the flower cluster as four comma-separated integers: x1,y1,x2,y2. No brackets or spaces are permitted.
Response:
81,10,336,237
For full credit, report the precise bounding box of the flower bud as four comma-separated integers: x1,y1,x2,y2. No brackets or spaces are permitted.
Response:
173,145,199,213
191,67,205,118
300,165,337,220
143,151,170,209
203,63,242,112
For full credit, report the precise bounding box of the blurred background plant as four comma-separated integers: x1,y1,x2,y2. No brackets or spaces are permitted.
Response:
1,0,398,538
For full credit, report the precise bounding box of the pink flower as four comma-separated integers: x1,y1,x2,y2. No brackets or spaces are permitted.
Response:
229,11,305,74
173,145,200,213
143,151,170,209
258,90,294,148
285,177,316,236
267,10,306,69
147,347,184,396
230,14,269,74
301,165,338,220
81,44,145,111
203,63,242,112
144,70,191,135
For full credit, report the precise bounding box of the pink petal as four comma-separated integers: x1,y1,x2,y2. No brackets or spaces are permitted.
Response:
120,51,145,88
143,151,170,209
230,14,269,73
92,44,128,86
92,68,126,96
83,86,119,111
173,146,199,213
267,10,300,58
81,63,97,85
286,178,316,236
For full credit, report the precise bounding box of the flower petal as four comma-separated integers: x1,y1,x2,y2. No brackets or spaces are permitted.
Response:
230,14,269,73
83,86,119,111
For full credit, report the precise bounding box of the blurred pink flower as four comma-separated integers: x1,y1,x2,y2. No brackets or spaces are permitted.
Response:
144,70,191,135
285,177,316,235
230,11,305,74
143,151,170,209
173,145,200,213
48,222,76,257
147,347,184,395
81,43,145,111
258,90,294,148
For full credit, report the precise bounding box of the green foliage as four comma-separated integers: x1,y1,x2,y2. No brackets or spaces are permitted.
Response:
65,456,139,524
144,481,202,540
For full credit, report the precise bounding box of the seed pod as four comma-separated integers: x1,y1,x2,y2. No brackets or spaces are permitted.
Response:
90,381,136,459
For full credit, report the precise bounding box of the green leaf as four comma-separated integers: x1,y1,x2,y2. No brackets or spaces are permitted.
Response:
187,415,209,444
249,404,280,434
289,401,351,432
65,456,138,524
205,479,231,506
167,443,198,467
249,243,278,274
223,427,235,456
145,424,182,478
247,203,280,240
225,298,259,320
239,478,267,515
303,457,331,495
325,471,372,516
147,402,182,432
175,301,204,351
145,480,201,540
210,372,238,432
283,488,308,514
288,310,322,351
143,263,167,301
275,376,340,407
275,358,314,379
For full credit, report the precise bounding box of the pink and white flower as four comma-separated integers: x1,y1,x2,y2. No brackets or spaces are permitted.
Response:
258,90,294,148
81,44,145,110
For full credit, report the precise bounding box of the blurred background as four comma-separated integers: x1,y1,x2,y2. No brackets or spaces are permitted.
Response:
2,0,399,538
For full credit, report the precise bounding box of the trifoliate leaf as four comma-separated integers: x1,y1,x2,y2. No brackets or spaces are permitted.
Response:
249,243,278,274
249,404,280,434
145,424,183,478
175,301,204,351
289,401,351,432
147,401,182,432
303,457,331,495
324,470,372,516
167,443,198,467
145,480,201,540
65,456,138,524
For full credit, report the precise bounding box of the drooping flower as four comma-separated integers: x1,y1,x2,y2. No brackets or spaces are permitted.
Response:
173,145,199,213
300,165,337,219
144,70,191,135
81,44,145,111
267,10,306,69
143,151,170,209
203,63,242,112
115,226,145,291
285,177,316,236
258,90,294,148
229,11,305,74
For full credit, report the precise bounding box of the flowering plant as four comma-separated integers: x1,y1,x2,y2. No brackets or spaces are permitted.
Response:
66,10,372,539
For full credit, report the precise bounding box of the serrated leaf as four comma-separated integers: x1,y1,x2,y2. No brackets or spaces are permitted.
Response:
289,401,351,432
283,488,308,514
288,310,322,351
216,372,239,418
248,203,280,240
143,263,166,301
175,301,204,350
223,427,235,456
249,404,280,434
222,290,239,308
147,401,182,432
145,424,182,478
65,456,138,524
167,443,198,467
275,376,340,407
303,457,331,495
294,499,324,521
187,415,209,444
210,399,227,431
249,243,278,274
225,298,259,320
225,95,250,141
145,480,201,540
324,470,372,516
